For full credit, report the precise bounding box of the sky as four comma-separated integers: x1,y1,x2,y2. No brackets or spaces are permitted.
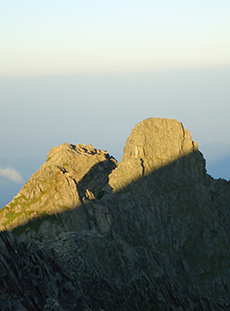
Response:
1,1,230,75
0,1,230,207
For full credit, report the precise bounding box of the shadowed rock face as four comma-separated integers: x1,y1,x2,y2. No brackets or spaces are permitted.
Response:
108,117,199,192
0,143,117,231
1,117,230,310
1,230,228,311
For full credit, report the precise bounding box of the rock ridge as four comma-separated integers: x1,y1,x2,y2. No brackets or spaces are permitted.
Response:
0,117,230,310
108,117,200,192
0,143,117,231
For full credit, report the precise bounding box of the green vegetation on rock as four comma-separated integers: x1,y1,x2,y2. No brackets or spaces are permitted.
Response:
1,118,230,310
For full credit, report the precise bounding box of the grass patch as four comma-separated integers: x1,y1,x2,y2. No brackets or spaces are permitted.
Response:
21,195,43,209
12,213,64,236
9,194,28,209
3,211,24,227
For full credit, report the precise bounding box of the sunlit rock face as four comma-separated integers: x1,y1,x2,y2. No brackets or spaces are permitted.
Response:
1,117,230,310
108,117,201,192
0,143,117,232
123,117,198,161
0,118,202,232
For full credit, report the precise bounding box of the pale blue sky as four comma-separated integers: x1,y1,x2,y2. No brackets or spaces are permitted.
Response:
0,1,230,207
1,1,230,75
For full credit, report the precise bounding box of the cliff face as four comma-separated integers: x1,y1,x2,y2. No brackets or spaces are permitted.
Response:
1,117,230,310
108,117,199,192
0,143,117,231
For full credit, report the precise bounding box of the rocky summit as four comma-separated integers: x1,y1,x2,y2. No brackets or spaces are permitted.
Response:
0,143,117,232
1,117,230,311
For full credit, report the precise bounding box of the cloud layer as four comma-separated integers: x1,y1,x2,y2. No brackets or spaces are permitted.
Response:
0,166,23,183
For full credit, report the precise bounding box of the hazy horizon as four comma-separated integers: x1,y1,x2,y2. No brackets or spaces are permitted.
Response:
1,1,230,207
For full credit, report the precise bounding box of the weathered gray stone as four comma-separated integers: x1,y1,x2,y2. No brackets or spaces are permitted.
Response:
0,117,230,310
108,117,199,192
0,143,117,231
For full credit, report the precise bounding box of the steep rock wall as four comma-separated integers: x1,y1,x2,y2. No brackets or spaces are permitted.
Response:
1,117,230,310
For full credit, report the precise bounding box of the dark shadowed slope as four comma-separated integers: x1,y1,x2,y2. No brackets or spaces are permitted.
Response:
1,118,230,310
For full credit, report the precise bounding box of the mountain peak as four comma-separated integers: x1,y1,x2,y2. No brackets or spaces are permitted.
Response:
1,118,230,310
0,143,117,231
122,117,198,161
108,117,202,192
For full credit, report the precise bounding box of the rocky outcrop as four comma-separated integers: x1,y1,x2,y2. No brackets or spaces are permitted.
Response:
0,231,228,311
1,117,230,310
108,117,199,192
0,143,117,231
